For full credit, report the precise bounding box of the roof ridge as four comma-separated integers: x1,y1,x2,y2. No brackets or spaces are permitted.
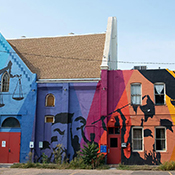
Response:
7,32,105,41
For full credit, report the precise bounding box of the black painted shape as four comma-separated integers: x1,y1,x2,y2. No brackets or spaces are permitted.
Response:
140,95,155,122
116,108,126,144
140,118,144,126
75,116,86,126
144,129,153,137
41,141,51,150
53,113,74,124
51,136,58,143
80,127,99,147
144,150,161,165
101,115,107,131
91,115,107,131
171,100,175,106
132,105,138,114
114,116,120,126
75,116,86,130
139,69,175,100
54,128,65,135
116,105,161,165
70,127,80,159
0,61,12,74
160,119,173,132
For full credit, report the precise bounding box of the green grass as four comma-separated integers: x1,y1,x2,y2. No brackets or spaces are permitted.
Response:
11,158,175,170
11,162,108,169
159,161,175,170
117,164,159,171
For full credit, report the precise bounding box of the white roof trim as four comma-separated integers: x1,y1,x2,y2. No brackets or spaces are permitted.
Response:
37,78,101,83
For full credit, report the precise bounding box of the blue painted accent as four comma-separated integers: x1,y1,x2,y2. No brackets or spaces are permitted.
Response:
0,33,37,163
100,145,107,153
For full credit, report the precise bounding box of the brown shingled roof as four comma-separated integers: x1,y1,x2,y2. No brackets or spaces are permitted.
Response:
8,33,105,79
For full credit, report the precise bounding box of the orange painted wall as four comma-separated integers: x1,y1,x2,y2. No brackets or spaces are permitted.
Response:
107,69,175,164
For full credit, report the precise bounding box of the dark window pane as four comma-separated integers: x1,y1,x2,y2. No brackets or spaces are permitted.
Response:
110,138,118,147
133,128,142,138
133,140,142,150
156,140,165,150
2,117,20,128
2,72,10,92
115,128,120,134
155,95,164,104
108,128,113,134
156,128,165,139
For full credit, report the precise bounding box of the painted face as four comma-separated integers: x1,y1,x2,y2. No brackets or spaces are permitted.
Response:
40,113,87,162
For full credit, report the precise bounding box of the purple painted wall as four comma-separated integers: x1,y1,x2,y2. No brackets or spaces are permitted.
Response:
35,82,103,162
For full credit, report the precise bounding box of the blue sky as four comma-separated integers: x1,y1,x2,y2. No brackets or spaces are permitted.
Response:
0,0,175,70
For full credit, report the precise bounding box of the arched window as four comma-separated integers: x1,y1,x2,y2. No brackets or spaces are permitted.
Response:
1,117,20,128
1,72,10,92
45,94,55,107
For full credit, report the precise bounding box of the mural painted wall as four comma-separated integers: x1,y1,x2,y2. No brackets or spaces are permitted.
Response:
35,69,175,165
0,33,37,163
35,82,103,162
106,69,175,165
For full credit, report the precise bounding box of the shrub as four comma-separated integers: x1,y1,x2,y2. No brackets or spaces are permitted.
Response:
42,153,49,164
80,142,105,169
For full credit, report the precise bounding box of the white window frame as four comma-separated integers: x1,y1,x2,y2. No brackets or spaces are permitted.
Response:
45,115,55,123
155,127,166,152
154,82,166,105
132,126,144,152
131,83,142,105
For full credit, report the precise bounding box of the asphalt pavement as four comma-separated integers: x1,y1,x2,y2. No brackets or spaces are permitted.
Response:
0,167,175,175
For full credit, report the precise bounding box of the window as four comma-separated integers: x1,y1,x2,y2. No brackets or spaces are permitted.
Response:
45,94,55,107
155,127,166,151
131,83,141,105
1,117,20,128
108,127,120,134
45,115,54,123
154,83,165,105
132,127,143,151
1,72,10,92
110,138,118,147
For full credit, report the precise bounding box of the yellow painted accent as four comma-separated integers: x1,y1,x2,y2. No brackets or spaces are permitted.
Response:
166,95,175,124
170,146,175,161
168,172,173,175
166,69,175,78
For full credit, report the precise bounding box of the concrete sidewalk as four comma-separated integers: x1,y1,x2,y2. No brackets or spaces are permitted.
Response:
0,164,13,168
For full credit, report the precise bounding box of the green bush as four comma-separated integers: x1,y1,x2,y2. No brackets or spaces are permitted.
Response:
80,142,105,169
53,144,63,164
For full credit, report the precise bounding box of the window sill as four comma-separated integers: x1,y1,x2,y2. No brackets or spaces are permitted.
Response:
155,104,166,106
132,150,144,152
155,150,167,152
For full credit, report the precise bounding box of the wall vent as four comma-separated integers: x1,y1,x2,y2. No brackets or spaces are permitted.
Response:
133,66,147,70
